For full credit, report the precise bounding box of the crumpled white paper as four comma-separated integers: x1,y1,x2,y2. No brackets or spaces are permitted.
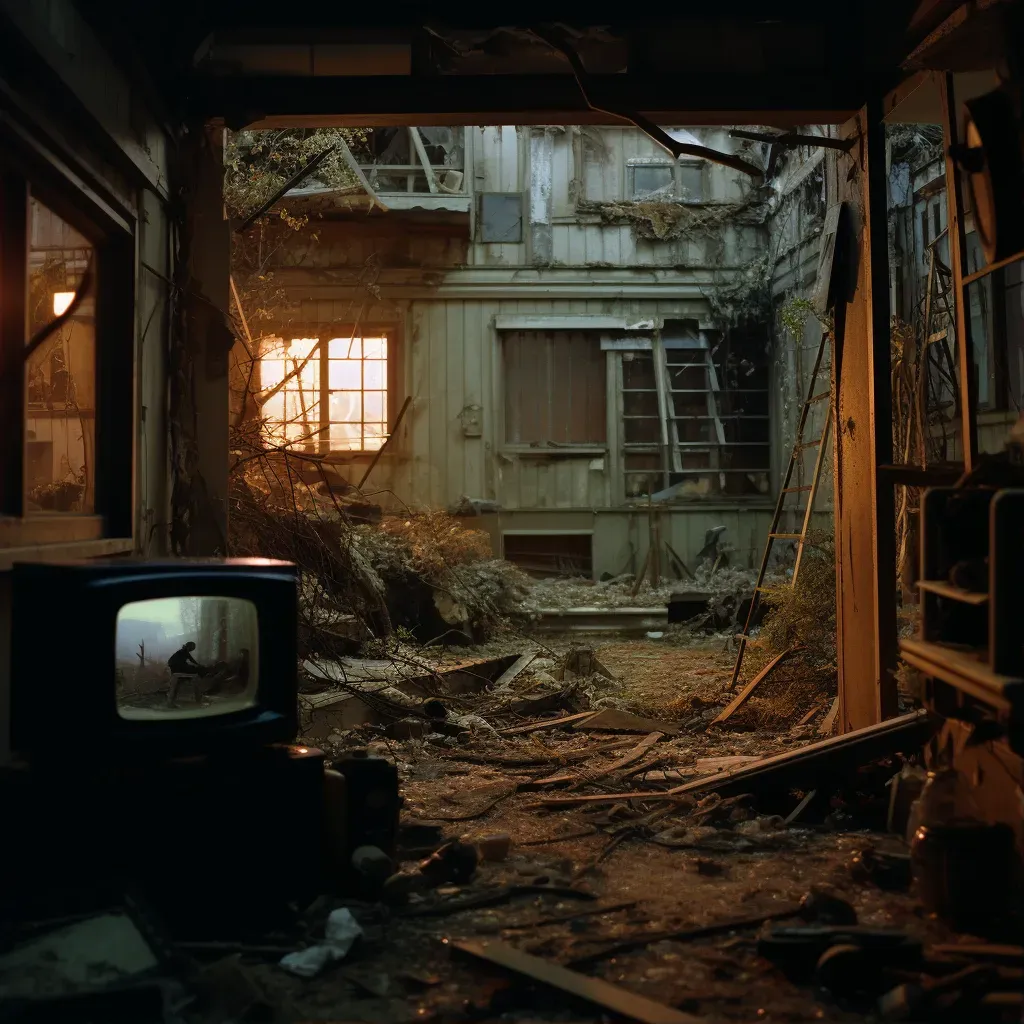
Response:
279,908,363,978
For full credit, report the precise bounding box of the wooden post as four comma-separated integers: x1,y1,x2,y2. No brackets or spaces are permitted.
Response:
831,99,899,733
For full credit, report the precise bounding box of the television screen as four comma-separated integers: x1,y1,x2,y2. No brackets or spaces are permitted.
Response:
115,596,259,721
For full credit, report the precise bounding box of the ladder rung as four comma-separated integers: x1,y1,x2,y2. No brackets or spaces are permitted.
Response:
769,532,803,540
781,485,813,493
807,391,831,403
792,439,822,453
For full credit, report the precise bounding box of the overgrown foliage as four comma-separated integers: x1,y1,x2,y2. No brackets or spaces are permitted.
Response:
750,533,837,675
579,189,765,244
729,533,837,729
226,129,372,337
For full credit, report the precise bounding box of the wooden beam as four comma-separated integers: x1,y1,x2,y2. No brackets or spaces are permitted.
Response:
500,712,598,737
710,648,797,726
531,709,936,807
0,170,27,517
831,100,899,735
189,73,866,129
453,940,701,1024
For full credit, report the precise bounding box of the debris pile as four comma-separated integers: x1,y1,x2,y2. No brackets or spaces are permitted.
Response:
229,477,533,648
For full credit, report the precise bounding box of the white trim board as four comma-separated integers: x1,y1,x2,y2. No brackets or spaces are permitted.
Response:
494,314,659,331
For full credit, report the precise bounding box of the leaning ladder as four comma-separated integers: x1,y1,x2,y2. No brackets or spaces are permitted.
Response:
728,329,834,690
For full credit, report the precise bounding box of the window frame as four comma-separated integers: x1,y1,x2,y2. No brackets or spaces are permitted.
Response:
612,330,772,504
256,323,400,459
499,329,609,453
626,159,706,204
0,132,135,556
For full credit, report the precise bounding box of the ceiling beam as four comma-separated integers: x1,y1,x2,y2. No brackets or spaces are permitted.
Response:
187,72,869,129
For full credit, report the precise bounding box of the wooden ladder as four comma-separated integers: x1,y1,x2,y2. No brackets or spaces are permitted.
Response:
655,333,726,492
728,329,834,691
919,246,960,457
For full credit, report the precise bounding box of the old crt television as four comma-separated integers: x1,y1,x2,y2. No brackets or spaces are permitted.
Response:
10,558,299,761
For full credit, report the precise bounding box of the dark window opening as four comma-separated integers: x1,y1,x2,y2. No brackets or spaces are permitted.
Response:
503,533,593,579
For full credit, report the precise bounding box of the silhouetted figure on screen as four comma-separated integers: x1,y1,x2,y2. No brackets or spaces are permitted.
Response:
167,641,205,706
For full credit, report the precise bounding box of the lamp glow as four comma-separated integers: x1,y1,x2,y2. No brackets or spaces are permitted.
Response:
53,291,76,316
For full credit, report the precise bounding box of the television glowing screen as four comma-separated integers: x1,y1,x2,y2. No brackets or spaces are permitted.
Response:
115,597,259,720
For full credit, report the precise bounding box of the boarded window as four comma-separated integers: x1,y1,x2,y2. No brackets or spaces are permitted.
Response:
479,193,523,243
502,330,606,444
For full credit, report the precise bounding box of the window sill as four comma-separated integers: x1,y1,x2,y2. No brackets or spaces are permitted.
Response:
0,536,133,571
0,515,107,548
503,446,607,458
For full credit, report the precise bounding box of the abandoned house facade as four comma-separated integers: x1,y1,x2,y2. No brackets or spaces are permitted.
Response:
238,125,839,578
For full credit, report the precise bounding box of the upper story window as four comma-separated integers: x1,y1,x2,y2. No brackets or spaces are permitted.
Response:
627,159,705,203
361,127,466,196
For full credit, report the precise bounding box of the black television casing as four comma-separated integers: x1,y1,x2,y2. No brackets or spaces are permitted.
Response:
10,558,299,762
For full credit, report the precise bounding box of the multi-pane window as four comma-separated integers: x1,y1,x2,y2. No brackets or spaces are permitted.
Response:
25,198,96,513
502,331,606,445
627,161,705,203
260,334,389,452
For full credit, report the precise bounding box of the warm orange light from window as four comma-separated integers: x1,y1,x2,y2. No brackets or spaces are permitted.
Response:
53,291,75,316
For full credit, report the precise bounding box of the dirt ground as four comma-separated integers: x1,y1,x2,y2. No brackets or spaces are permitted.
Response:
223,633,977,1024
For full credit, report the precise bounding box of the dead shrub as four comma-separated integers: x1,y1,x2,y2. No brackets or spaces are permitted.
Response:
729,532,837,729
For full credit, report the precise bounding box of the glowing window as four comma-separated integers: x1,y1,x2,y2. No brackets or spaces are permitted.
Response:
259,334,389,452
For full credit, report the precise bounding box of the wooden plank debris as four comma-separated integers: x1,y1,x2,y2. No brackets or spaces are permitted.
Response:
571,708,680,736
501,900,638,933
819,697,840,736
532,710,936,808
500,711,596,736
798,702,827,727
491,652,538,692
530,732,664,788
784,789,818,825
711,648,798,726
452,940,701,1024
695,755,762,771
566,903,805,969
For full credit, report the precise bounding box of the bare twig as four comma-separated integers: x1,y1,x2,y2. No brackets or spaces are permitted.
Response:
530,28,763,180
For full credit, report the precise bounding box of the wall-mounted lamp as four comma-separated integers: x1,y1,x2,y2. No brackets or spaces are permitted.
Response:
53,291,76,317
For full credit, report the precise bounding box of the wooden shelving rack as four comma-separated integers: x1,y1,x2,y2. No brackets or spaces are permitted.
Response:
898,487,1024,755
